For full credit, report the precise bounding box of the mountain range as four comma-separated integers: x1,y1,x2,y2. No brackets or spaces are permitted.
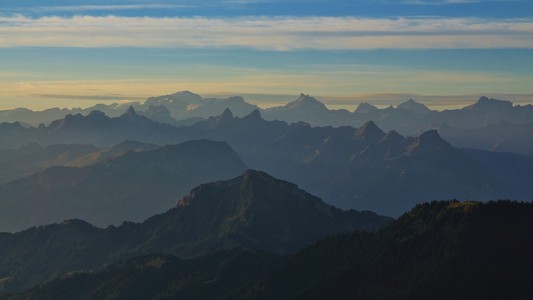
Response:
3,200,532,300
1,107,532,217
2,91,532,157
0,170,391,293
0,90,531,299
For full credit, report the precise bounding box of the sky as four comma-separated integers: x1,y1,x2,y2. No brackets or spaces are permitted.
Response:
1,0,532,110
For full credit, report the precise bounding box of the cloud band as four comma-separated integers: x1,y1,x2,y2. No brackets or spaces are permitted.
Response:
1,15,532,50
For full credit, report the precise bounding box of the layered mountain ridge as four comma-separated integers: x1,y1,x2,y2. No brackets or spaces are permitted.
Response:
0,170,391,293
1,107,532,216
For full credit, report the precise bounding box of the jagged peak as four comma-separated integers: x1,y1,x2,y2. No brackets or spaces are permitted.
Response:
355,121,385,141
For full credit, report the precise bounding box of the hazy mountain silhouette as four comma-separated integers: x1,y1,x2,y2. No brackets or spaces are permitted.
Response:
7,201,532,300
0,91,202,126
138,105,177,125
189,96,259,119
0,107,181,148
0,141,161,185
1,108,532,216
65,140,160,167
3,92,532,156
0,140,247,232
0,170,390,293
396,98,432,115
0,143,99,184
0,104,134,126
263,93,354,127
144,91,205,117
188,111,532,216
354,102,379,114
439,121,533,156
462,148,533,192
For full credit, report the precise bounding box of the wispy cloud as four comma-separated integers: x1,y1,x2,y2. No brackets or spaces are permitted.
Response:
0,15,532,50
27,4,196,13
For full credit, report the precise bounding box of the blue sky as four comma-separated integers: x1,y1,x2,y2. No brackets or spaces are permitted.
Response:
1,0,532,110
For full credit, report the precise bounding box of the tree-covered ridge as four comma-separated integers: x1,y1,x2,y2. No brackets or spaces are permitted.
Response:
6,200,533,300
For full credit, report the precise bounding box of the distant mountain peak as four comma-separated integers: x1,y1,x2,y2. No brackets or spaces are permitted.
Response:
242,109,262,121
173,169,379,253
405,130,451,156
419,129,445,140
418,130,450,147
296,93,317,103
397,99,431,114
466,96,513,111
120,106,139,119
355,121,385,142
140,105,175,124
144,91,205,109
285,94,327,110
354,102,379,114
220,108,234,120
227,96,245,103
478,96,490,102
382,130,404,143
191,109,237,129
178,169,275,208
170,90,198,97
